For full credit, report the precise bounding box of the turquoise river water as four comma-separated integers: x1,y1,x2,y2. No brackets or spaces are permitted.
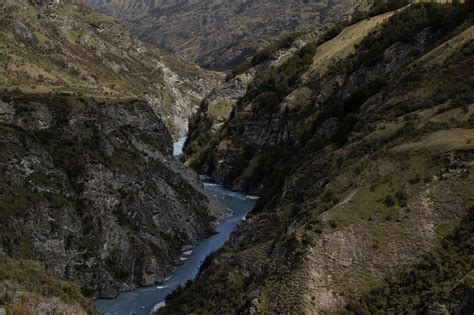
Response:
95,138,257,314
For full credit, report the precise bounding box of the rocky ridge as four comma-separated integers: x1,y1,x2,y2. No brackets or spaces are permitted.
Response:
80,0,362,70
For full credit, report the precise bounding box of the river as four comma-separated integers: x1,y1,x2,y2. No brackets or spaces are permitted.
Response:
95,138,257,315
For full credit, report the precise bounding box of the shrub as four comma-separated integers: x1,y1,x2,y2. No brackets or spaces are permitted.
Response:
395,190,408,207
383,195,396,207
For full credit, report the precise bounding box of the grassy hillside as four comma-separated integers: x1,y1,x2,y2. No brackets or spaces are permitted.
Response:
0,258,98,314
163,2,474,313
343,208,474,314
0,0,222,136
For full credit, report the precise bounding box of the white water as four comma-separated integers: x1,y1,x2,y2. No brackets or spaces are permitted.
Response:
172,137,186,157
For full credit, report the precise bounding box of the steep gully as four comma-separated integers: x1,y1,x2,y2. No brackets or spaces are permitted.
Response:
96,138,258,314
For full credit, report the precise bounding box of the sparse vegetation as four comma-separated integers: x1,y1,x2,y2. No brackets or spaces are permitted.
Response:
230,31,305,78
0,258,98,314
346,2,472,71
343,208,474,314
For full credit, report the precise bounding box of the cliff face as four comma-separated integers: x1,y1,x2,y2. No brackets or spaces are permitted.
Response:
0,94,226,298
163,2,474,313
80,0,361,70
0,0,223,137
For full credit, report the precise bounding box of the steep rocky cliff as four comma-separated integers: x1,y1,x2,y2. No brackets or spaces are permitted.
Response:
0,93,227,299
80,0,361,70
162,2,474,313
0,0,223,137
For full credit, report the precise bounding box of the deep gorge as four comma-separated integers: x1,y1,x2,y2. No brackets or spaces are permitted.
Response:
0,0,473,314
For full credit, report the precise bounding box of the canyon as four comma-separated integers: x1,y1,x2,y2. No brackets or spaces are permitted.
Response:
0,0,473,314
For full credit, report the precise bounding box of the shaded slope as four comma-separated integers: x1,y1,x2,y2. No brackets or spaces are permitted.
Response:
0,93,227,298
162,3,474,313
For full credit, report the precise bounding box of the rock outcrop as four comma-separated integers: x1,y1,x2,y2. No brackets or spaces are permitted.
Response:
30,0,61,8
0,94,226,298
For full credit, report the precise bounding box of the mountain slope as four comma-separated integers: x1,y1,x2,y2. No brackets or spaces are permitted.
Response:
0,93,227,298
80,0,362,70
0,0,223,137
0,258,98,314
0,0,227,301
161,2,474,313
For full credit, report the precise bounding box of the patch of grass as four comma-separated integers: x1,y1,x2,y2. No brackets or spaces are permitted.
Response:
0,186,44,215
26,172,61,190
310,11,395,75
107,149,146,171
208,100,233,118
0,227,34,259
0,258,98,314
342,208,474,314
286,86,313,110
